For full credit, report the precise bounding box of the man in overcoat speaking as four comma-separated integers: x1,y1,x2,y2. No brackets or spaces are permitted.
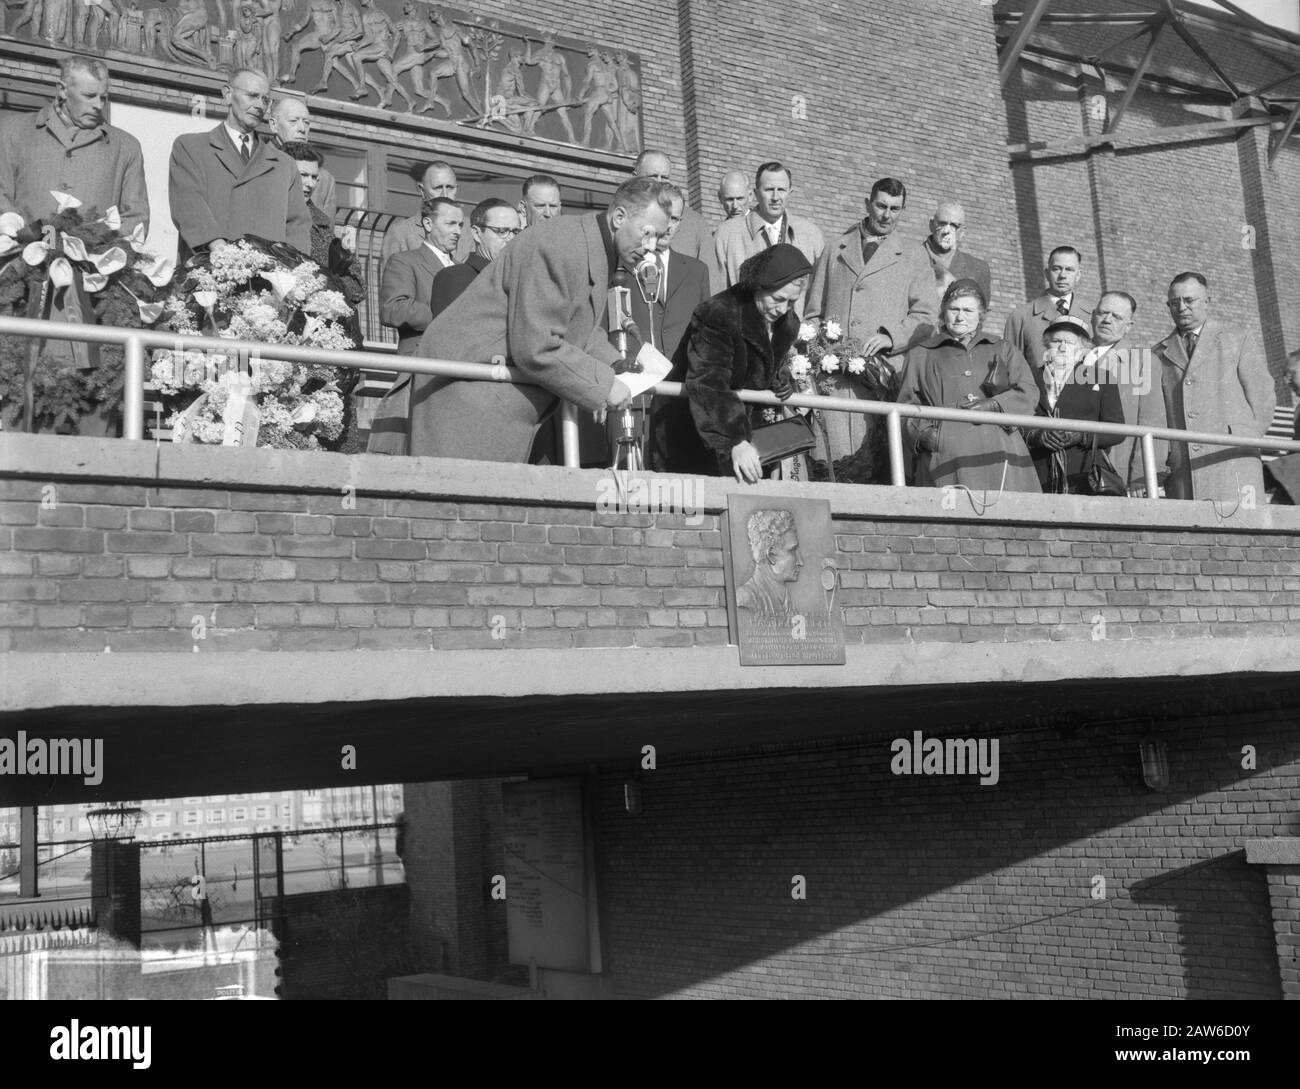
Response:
402,177,675,462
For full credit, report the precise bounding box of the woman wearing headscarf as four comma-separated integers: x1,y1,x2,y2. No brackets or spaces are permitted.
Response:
648,243,812,482
1024,314,1125,494
897,278,1041,492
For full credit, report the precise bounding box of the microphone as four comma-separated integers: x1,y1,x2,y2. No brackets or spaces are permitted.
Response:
635,251,661,305
608,267,641,359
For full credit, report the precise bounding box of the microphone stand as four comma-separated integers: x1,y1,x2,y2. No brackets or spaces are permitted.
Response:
610,268,643,472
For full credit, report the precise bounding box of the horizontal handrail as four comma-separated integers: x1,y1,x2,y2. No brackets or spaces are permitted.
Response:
3,315,1297,495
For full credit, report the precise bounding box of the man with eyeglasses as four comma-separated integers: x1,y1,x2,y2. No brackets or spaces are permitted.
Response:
429,198,521,320
168,67,310,262
1153,271,1274,502
923,201,990,306
1084,291,1166,494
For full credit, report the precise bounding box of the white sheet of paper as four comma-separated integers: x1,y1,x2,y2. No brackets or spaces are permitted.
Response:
620,343,673,399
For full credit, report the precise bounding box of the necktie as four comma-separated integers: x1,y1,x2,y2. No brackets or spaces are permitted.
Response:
654,252,665,302
862,238,879,266
1055,297,1069,315
1183,331,1198,360
239,134,252,163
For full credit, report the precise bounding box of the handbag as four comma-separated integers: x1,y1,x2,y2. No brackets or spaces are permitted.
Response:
750,413,816,465
1080,432,1125,496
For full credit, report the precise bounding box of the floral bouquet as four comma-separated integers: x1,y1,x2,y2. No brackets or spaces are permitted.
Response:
777,318,901,484
152,236,361,451
0,194,171,433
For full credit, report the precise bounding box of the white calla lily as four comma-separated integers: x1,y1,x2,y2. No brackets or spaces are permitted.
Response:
22,241,49,266
0,212,24,238
100,207,122,231
61,233,89,262
90,246,127,275
50,190,83,213
193,290,218,311
0,236,17,257
290,401,318,426
126,222,148,251
263,269,298,301
136,299,165,324
141,253,175,287
82,271,109,293
48,256,74,288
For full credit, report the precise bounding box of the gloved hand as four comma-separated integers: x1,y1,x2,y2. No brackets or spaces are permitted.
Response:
916,426,941,453
1040,429,1082,450
960,397,1002,413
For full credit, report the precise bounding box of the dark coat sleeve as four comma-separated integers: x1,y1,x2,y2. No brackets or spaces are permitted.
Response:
683,306,748,461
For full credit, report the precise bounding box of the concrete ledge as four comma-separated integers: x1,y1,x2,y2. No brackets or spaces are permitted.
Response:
1244,838,1300,865
3,433,1298,535
4,636,1294,710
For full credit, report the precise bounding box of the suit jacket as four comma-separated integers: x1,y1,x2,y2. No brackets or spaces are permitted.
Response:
379,243,450,355
0,105,149,233
399,212,621,462
368,252,491,456
380,214,424,271
1003,293,1092,371
168,125,310,262
1087,338,1167,487
714,210,825,294
670,204,724,294
1154,318,1276,502
804,226,938,358
1024,358,1125,493
648,286,799,476
923,240,992,307
430,252,490,320
311,165,338,225
624,250,711,361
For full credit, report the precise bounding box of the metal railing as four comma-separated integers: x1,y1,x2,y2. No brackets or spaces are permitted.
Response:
4,314,1299,496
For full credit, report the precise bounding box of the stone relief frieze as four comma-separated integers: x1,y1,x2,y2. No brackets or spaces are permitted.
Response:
1,0,643,154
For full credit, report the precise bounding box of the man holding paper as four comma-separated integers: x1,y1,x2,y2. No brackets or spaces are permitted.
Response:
403,177,676,463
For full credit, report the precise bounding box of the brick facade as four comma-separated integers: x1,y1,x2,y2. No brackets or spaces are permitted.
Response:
2,434,1298,654
594,714,1299,998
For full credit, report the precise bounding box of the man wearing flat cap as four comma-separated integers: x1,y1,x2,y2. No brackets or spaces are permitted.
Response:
649,242,813,482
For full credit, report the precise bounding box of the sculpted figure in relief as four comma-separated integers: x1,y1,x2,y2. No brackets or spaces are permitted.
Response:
522,33,575,143
314,0,363,93
281,0,339,84
347,0,414,111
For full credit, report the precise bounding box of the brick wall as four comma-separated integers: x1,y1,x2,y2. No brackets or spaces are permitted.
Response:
677,0,1028,325
3,442,1299,655
594,714,1300,998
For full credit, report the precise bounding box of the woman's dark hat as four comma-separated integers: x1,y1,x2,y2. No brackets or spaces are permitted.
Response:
941,277,988,311
738,243,813,292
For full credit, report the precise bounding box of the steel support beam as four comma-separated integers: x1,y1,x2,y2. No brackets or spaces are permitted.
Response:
1107,20,1167,134
1010,114,1280,161
999,0,1056,87
1165,4,1241,98
1270,96,1300,166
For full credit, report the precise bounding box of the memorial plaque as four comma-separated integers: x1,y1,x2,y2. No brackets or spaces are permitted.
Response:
501,778,590,972
725,494,846,666
1,1,643,157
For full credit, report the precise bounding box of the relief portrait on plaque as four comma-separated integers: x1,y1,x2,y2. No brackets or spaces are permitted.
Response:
726,495,846,667
1,1,643,156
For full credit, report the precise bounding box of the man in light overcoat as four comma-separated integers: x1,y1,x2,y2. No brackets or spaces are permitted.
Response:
1155,271,1275,503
